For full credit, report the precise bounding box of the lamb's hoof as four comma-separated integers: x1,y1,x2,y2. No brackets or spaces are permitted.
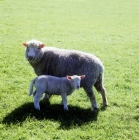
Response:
42,99,50,105
64,108,69,111
34,106,40,111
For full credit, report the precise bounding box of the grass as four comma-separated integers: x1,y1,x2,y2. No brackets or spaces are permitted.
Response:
0,0,139,139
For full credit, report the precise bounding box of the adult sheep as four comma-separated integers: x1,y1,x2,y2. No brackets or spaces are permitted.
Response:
22,39,108,111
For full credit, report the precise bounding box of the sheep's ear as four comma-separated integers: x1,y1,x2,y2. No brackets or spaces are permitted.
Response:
40,44,45,48
80,75,85,79
22,43,27,47
67,76,72,80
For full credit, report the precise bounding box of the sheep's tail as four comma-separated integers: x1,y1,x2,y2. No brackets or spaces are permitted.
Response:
29,77,37,96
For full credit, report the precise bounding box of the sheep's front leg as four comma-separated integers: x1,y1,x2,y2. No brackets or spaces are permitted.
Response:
34,92,42,110
61,93,68,111
84,88,98,111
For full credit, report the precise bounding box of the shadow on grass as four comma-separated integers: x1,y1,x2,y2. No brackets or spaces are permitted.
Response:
2,102,99,129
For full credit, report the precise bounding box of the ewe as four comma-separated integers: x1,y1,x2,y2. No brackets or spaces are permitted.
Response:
29,75,85,110
23,39,108,111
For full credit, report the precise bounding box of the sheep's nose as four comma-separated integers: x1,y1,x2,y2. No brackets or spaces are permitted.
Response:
28,56,33,60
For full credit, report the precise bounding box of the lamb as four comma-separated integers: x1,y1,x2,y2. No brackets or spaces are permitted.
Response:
29,75,85,110
22,39,108,111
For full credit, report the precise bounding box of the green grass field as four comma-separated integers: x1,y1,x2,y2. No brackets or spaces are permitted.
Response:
0,0,139,139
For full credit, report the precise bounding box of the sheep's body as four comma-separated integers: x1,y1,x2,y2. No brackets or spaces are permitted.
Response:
23,39,108,111
29,75,85,110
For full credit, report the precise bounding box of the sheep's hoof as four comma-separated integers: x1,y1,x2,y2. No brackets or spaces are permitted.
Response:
104,104,108,107
102,102,108,107
103,101,108,106
92,107,98,112
101,104,108,110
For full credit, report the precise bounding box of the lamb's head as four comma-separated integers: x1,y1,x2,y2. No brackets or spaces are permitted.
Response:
22,39,45,63
67,75,85,89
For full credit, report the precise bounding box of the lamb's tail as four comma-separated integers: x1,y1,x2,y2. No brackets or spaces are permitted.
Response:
29,77,37,96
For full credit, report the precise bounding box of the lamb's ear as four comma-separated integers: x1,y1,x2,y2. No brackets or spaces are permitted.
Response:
80,75,85,79
22,43,27,47
40,44,45,48
67,76,72,80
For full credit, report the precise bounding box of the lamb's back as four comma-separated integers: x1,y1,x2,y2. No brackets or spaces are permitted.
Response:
37,75,72,94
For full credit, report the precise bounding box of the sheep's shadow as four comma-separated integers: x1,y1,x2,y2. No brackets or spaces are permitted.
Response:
2,102,99,129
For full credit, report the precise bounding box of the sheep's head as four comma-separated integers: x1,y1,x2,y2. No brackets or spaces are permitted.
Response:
22,39,45,63
67,75,85,89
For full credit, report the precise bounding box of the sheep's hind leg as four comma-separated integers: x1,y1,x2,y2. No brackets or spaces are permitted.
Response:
95,85,108,107
84,88,98,111
94,75,108,107
34,92,42,110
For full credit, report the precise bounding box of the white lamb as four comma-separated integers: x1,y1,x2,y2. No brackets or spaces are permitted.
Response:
29,75,85,110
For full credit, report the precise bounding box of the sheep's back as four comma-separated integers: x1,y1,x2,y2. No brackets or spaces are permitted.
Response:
31,47,104,87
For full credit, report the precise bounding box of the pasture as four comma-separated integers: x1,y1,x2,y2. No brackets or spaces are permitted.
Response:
0,0,139,139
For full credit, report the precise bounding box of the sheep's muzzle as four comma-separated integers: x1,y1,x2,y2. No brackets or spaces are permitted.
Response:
28,56,34,61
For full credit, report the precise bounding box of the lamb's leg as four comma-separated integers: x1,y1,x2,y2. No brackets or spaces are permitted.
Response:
43,93,51,101
61,93,68,111
34,92,42,110
33,90,36,96
94,74,108,106
84,88,98,111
